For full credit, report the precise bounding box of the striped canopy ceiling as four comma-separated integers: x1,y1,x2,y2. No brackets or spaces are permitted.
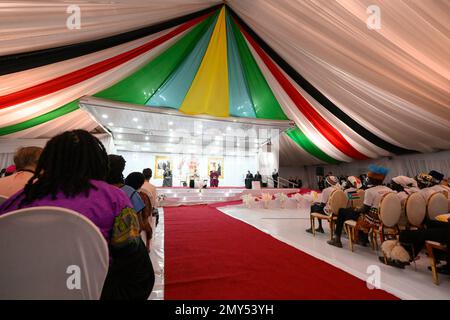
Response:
1,1,448,166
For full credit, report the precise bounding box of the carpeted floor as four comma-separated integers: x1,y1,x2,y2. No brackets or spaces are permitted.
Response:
164,202,398,300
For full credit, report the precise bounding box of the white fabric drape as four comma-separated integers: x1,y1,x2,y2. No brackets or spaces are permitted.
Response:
0,132,115,169
0,27,189,129
228,0,450,153
0,0,220,55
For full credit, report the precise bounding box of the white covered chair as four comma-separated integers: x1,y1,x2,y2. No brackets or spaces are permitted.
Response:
0,206,109,300
427,192,448,221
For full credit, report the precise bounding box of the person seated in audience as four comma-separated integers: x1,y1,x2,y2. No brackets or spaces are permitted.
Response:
353,164,392,246
141,168,157,206
0,146,42,197
386,218,450,271
4,165,16,177
107,154,145,214
306,175,340,234
0,130,154,300
327,175,362,248
125,172,153,252
390,175,419,206
427,170,449,204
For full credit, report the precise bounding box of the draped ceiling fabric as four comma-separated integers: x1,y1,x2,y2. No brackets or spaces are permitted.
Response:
0,1,449,167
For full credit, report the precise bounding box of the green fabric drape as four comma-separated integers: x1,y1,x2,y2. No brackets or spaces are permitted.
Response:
286,127,340,164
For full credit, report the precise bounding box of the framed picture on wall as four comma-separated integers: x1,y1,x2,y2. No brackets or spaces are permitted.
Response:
207,157,224,178
155,156,173,179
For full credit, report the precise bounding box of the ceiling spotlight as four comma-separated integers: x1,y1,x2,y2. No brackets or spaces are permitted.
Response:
226,127,231,131
102,114,108,119
133,117,138,122
236,143,240,147
117,134,123,139
145,136,149,141
137,125,143,129
168,121,173,126
107,122,114,126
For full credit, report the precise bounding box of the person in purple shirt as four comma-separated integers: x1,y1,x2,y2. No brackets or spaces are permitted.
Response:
0,130,154,300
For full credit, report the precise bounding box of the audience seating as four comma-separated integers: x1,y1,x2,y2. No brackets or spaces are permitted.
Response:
427,192,448,221
425,240,448,285
0,206,108,299
310,189,347,240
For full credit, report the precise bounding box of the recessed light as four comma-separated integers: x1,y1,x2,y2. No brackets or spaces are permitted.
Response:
168,121,173,126
137,125,142,129
236,143,240,146
145,136,149,141
117,134,123,139
133,117,138,122
102,114,108,119
108,122,114,126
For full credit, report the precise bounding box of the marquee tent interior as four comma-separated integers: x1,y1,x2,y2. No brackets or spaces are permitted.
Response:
0,0,449,302
1,0,449,179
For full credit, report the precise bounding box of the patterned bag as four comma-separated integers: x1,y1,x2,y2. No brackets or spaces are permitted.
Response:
110,207,141,254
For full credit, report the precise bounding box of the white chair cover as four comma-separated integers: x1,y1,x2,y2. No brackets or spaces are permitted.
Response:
405,192,426,227
427,192,449,220
0,206,109,300
379,193,402,227
328,190,347,215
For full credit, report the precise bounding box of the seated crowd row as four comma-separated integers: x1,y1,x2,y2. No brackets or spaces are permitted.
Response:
0,130,160,300
307,165,450,275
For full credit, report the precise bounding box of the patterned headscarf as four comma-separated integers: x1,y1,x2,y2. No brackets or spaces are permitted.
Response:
416,173,433,188
347,176,362,189
325,175,339,186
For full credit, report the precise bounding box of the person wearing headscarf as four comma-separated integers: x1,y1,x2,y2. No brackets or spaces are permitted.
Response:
306,175,340,234
425,170,449,206
353,164,392,246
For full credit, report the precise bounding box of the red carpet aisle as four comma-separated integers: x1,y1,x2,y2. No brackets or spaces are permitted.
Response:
164,202,398,300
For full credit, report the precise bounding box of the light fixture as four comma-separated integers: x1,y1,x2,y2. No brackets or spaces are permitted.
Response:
137,125,143,129
226,126,231,131
117,134,123,139
102,114,108,119
168,121,173,126
133,117,138,122
145,136,149,141
108,122,114,126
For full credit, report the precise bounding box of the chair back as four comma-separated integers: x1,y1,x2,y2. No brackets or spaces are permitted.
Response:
0,206,109,300
379,192,402,227
351,189,365,208
328,189,348,215
427,192,448,220
405,192,426,227
0,194,8,205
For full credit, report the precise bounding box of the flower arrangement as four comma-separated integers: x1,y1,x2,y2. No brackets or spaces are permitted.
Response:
261,193,272,209
241,194,256,208
275,193,288,208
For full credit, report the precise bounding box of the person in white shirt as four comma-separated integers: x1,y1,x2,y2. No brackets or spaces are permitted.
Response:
328,176,363,248
353,164,392,245
0,146,42,197
306,175,340,234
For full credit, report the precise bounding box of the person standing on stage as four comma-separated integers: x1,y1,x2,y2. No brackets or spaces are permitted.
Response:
245,171,253,189
272,169,279,188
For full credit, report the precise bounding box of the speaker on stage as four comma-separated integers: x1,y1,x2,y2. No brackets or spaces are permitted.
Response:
316,166,324,176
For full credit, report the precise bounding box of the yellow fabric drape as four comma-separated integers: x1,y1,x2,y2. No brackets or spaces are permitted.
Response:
180,7,229,117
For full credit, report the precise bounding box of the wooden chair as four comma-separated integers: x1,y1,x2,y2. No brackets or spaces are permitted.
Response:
310,189,347,240
344,190,365,252
370,192,402,251
426,240,448,285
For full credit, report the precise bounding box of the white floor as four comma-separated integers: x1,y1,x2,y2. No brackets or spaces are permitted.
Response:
148,208,164,300
217,204,450,300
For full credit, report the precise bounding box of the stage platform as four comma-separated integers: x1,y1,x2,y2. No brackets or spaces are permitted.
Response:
157,187,300,206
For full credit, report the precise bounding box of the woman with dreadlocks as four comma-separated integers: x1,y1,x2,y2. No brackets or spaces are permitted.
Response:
0,130,154,300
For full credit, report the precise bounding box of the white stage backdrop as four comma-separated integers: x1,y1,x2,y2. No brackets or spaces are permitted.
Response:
119,151,258,187
281,150,450,190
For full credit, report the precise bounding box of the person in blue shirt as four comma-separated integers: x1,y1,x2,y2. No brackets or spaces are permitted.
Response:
106,154,145,213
